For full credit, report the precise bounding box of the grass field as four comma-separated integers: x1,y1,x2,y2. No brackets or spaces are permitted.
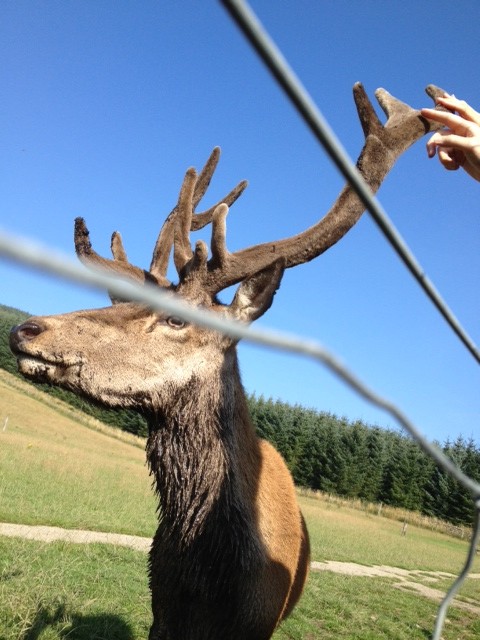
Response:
0,371,156,537
1,369,479,639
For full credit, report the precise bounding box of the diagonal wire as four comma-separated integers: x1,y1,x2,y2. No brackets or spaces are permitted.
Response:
220,0,480,366
432,501,480,638
219,1,480,636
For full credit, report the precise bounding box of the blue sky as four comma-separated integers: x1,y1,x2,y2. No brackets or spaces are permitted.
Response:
1,1,479,444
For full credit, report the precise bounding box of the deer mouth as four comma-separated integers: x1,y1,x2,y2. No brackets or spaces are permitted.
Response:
17,356,53,382
14,352,82,384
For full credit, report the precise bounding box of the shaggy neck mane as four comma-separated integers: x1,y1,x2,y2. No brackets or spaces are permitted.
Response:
145,358,262,561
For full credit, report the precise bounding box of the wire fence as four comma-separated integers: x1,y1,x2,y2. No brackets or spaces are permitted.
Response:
1,2,479,639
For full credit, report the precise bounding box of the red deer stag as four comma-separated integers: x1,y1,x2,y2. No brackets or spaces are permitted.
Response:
10,83,445,640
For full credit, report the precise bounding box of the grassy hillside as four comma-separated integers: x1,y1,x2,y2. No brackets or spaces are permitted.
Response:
0,369,156,536
0,368,479,639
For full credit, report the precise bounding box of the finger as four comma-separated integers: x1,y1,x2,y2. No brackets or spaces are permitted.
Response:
420,108,471,133
435,95,480,126
425,130,449,157
426,134,438,158
421,109,480,140
425,130,474,160
428,130,476,151
438,147,461,170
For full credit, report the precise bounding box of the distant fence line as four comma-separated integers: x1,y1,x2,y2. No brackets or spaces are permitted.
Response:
298,488,474,542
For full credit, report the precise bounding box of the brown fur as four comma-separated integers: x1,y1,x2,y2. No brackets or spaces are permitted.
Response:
9,84,446,639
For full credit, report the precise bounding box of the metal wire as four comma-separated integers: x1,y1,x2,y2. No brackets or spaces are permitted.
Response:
433,500,480,638
221,0,480,366
1,228,479,639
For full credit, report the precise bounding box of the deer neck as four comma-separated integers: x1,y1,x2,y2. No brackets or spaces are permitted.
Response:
145,349,260,549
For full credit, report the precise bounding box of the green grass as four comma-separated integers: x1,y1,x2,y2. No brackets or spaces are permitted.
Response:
301,494,477,574
0,371,157,537
0,537,151,640
1,369,479,639
275,572,480,640
1,537,478,640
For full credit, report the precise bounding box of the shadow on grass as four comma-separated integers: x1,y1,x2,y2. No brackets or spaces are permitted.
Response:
22,601,135,640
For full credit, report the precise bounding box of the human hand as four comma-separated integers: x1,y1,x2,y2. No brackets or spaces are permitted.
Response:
421,95,480,182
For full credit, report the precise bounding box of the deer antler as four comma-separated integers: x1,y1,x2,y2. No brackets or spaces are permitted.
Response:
149,147,247,280
74,83,447,302
180,83,446,295
74,146,247,291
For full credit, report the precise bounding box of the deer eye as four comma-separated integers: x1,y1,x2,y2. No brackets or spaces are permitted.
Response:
166,316,187,330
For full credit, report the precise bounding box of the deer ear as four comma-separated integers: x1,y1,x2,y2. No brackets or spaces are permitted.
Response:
228,259,285,323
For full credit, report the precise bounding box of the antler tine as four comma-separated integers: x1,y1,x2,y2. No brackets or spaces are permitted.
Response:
354,83,383,138
147,152,221,281
149,209,177,280
148,150,215,280
210,204,230,268
192,147,221,210
191,179,248,231
75,218,142,277
111,231,128,262
375,88,413,123
173,167,197,275
149,148,247,279
190,146,248,231
198,83,449,295
74,218,163,301
425,84,447,103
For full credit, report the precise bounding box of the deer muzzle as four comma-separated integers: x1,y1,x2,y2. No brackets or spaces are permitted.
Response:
9,319,81,384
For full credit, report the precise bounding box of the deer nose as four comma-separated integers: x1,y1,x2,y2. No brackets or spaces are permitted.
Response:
9,321,44,352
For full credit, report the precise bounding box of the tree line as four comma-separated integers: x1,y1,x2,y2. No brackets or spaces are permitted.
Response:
1,304,478,527
248,395,479,527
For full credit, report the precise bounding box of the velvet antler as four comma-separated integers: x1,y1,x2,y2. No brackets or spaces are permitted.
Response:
74,83,447,302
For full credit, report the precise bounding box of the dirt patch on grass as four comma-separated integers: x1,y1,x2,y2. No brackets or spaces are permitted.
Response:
0,522,151,552
312,560,480,614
